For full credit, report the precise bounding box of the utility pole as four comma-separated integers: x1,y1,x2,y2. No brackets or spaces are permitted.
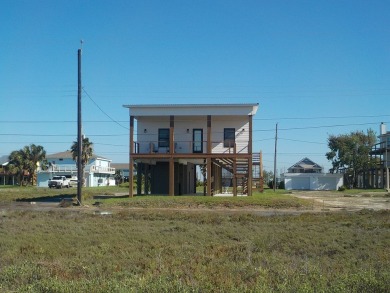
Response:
77,44,83,205
273,123,278,192
386,141,389,192
259,151,264,193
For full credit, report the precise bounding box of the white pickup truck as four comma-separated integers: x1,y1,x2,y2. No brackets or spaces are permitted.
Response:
48,176,70,189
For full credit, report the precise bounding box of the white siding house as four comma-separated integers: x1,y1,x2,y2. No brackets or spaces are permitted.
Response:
124,103,259,196
283,158,343,190
37,151,115,187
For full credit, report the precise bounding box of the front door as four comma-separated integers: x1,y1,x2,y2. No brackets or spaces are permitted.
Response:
193,129,203,153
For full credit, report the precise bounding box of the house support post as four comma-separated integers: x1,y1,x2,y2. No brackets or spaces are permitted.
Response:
169,116,175,196
233,158,237,196
248,115,253,196
129,115,134,197
137,164,143,195
144,163,149,194
233,143,237,196
248,158,252,196
207,115,212,196
207,159,212,196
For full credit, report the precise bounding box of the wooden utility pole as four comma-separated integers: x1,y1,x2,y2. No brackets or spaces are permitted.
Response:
77,46,83,204
273,123,278,192
129,116,134,197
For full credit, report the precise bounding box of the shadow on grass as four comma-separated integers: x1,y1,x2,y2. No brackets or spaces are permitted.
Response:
16,194,75,203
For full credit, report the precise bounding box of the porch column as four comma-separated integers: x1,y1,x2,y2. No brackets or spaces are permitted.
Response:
207,115,212,196
129,115,134,197
248,115,253,196
248,158,252,196
169,115,175,196
233,143,237,196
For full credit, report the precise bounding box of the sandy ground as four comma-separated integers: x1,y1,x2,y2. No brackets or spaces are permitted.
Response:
290,190,390,212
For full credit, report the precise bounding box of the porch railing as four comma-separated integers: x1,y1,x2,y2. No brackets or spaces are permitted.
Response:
132,140,250,154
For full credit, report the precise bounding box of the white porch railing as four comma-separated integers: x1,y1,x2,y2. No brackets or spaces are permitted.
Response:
39,165,78,173
89,165,115,174
39,165,115,175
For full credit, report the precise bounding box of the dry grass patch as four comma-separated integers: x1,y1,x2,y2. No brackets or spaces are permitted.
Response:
0,209,389,292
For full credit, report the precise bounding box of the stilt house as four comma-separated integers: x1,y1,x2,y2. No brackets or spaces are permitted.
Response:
124,104,259,196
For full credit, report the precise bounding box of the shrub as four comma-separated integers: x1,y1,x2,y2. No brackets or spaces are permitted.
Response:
338,185,346,191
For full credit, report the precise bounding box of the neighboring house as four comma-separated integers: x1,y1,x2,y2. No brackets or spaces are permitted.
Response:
37,151,115,187
123,103,259,196
287,157,323,173
366,122,390,189
283,158,343,190
0,155,16,185
111,163,130,183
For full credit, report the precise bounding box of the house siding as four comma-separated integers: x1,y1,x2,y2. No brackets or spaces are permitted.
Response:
136,116,250,154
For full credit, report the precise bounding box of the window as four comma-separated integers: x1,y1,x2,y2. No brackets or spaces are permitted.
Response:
224,128,235,148
158,128,170,147
193,129,203,153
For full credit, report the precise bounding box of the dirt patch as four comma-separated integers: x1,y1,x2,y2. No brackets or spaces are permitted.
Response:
1,191,389,215
290,191,390,211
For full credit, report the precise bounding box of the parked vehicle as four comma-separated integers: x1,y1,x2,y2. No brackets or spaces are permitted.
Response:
48,176,70,189
69,177,78,187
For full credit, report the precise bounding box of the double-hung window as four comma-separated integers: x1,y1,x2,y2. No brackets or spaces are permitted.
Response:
158,128,170,148
224,128,235,148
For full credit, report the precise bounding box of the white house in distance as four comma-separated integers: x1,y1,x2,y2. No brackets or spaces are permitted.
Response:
37,151,115,187
123,103,259,196
283,157,343,190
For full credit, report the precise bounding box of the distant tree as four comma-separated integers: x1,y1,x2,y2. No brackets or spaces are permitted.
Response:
326,129,377,187
263,170,274,185
8,144,46,186
114,170,123,186
70,137,94,185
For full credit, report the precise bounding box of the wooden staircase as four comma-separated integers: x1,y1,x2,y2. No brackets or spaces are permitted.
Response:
213,157,250,195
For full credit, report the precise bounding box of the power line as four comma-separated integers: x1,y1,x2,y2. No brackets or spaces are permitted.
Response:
279,138,327,145
254,114,390,121
254,121,389,132
0,134,128,137
82,87,129,130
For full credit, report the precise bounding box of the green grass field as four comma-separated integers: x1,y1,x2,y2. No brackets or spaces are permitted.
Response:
0,186,389,292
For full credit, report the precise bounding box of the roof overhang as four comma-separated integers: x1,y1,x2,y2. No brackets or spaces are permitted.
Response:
123,103,259,118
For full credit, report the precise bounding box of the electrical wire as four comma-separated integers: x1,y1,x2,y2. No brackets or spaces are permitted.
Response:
82,87,129,130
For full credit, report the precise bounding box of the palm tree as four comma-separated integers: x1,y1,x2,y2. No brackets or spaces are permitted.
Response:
8,144,46,186
70,137,94,185
8,150,26,185
26,144,46,185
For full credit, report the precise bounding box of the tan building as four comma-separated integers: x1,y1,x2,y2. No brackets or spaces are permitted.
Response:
123,104,259,196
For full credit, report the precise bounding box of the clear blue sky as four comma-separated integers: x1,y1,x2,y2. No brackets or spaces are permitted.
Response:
1,0,389,173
